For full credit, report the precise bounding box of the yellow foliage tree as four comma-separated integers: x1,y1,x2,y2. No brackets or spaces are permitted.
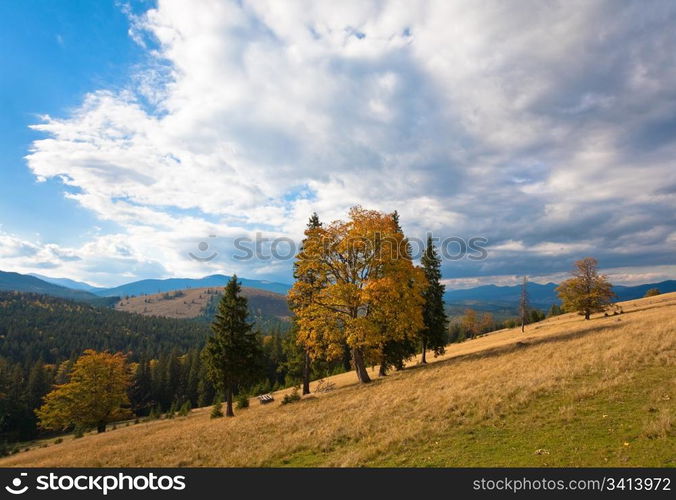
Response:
556,257,615,320
289,207,426,383
36,350,131,433
461,308,479,339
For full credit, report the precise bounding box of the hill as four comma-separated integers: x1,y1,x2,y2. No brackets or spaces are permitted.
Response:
29,273,105,293
0,271,114,305
0,292,210,364
3,293,673,467
444,280,676,318
114,286,291,323
95,274,290,297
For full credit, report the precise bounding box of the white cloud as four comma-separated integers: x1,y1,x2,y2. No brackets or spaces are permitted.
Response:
12,0,676,285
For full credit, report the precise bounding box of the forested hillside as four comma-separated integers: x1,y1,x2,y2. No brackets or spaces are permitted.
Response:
0,292,210,364
0,292,337,445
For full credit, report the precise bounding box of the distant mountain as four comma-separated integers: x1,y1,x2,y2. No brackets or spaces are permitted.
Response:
444,280,676,318
29,273,104,293
95,274,291,297
613,280,676,301
0,270,114,305
445,282,559,307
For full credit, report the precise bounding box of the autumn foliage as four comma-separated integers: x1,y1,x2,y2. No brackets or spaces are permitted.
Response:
289,207,426,383
36,350,131,433
556,257,615,320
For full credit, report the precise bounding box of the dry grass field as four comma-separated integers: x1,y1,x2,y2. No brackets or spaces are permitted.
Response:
2,293,674,467
114,286,290,320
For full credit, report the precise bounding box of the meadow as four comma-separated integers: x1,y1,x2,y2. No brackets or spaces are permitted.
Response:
2,293,673,467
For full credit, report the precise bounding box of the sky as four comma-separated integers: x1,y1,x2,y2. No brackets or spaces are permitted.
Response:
0,0,675,289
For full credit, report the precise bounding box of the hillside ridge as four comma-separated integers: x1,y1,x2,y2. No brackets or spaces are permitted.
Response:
3,292,673,467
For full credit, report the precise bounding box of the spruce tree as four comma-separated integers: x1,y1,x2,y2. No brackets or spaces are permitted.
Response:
210,399,224,419
203,275,263,417
420,235,448,363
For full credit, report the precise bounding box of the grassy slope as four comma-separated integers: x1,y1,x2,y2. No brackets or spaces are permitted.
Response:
114,286,290,320
2,294,674,467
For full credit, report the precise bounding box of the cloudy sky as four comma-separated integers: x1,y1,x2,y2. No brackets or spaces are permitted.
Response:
1,0,675,288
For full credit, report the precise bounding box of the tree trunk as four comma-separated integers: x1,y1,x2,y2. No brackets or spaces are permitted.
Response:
302,349,311,395
378,360,387,377
421,338,427,364
342,343,352,372
521,320,525,333
96,422,106,433
225,385,234,417
584,310,590,320
352,348,371,383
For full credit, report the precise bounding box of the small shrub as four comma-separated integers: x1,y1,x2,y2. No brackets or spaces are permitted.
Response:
146,407,161,421
316,379,336,393
236,393,250,409
54,437,63,445
73,428,84,439
211,400,224,419
644,288,661,298
166,402,177,419
282,387,302,405
178,400,192,417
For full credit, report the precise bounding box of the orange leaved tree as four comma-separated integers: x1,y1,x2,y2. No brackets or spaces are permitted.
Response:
289,207,425,383
556,257,615,320
36,350,131,433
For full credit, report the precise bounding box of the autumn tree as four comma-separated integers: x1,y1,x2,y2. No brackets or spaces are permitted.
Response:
644,288,661,298
461,309,479,339
419,235,448,363
203,275,263,417
556,257,615,320
479,312,495,334
377,210,418,375
519,276,529,333
290,212,322,394
36,350,131,433
289,207,425,383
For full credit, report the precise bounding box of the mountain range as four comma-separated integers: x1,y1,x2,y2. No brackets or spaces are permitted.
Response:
3,270,675,316
442,279,676,319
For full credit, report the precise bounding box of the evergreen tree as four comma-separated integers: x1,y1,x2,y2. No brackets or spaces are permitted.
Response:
210,399,223,419
27,361,50,410
279,322,306,386
419,235,448,363
548,303,563,317
130,357,153,415
203,276,264,417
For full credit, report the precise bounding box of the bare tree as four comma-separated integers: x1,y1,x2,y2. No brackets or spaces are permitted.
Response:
519,276,529,333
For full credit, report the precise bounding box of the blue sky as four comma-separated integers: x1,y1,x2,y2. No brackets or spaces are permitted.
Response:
0,0,150,245
1,0,675,288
